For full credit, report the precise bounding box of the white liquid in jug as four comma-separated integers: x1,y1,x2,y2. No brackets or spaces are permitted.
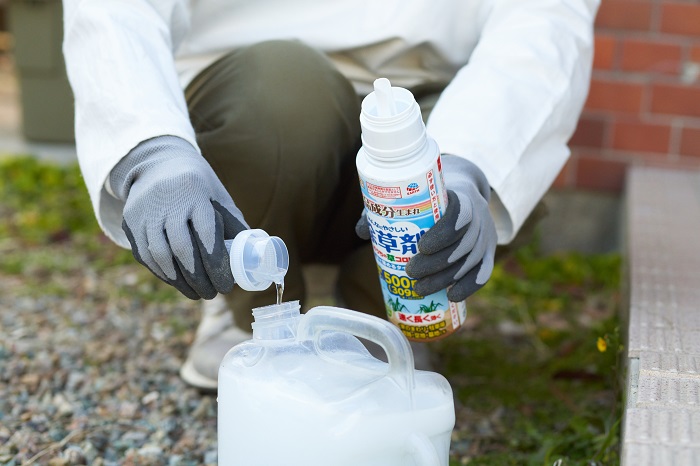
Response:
218,351,454,466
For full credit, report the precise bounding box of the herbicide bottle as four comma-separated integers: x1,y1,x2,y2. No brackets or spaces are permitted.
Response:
357,78,467,342
217,302,455,466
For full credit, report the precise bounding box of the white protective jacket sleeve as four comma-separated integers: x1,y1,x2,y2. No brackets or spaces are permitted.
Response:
63,0,196,248
426,0,597,243
63,0,597,248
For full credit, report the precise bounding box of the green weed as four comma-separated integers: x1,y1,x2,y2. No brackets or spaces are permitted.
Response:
0,155,100,244
441,245,622,465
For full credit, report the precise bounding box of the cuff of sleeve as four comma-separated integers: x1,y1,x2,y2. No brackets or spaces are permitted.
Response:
489,191,515,246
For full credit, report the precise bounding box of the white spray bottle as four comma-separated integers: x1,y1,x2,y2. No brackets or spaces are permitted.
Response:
356,78,467,342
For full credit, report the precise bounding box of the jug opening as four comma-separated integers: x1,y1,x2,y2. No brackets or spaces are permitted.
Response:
251,301,302,340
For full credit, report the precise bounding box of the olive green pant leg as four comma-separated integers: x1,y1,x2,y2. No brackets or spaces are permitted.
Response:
185,40,371,329
336,245,385,318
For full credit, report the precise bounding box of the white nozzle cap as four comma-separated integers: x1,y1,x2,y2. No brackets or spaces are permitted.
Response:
374,78,398,117
359,78,426,159
225,230,289,291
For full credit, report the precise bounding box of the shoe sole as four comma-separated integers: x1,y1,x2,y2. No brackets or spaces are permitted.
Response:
180,358,218,392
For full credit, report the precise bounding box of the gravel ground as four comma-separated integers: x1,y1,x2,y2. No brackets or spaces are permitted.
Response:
0,260,217,466
0,238,620,465
1,255,454,466
0,254,469,466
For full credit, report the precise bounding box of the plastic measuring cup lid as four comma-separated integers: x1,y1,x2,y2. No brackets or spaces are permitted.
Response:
226,229,289,291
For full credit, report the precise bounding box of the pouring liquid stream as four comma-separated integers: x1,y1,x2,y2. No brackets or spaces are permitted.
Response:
276,281,284,305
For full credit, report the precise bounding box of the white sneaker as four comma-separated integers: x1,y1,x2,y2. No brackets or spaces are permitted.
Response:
180,295,252,391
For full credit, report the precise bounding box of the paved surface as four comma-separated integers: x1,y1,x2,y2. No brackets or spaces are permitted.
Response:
623,166,700,465
0,47,76,164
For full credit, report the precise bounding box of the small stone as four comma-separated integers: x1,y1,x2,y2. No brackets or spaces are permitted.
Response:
63,445,87,465
48,427,68,442
71,310,91,326
497,319,528,337
172,434,196,454
81,273,98,294
0,425,10,442
52,393,74,416
120,430,148,447
48,458,69,466
118,401,139,419
65,372,86,392
20,373,41,392
121,273,138,287
138,444,163,456
191,397,212,420
137,444,164,465
141,391,159,406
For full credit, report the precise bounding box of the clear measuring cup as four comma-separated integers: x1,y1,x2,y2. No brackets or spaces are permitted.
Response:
224,229,289,291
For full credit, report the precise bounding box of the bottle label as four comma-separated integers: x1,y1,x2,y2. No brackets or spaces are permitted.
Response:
359,156,466,342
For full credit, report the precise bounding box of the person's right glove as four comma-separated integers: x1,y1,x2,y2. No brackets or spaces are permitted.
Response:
109,135,249,300
404,155,497,302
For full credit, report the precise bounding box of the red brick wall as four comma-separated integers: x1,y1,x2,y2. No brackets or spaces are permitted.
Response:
560,0,700,192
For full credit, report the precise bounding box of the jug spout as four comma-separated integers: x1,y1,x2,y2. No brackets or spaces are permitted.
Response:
251,300,302,341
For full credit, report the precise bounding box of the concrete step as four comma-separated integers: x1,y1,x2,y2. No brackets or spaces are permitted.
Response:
623,166,700,465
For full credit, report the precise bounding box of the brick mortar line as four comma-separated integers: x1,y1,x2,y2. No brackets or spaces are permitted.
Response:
582,108,700,125
572,148,700,167
599,150,699,165
669,119,682,159
650,0,663,34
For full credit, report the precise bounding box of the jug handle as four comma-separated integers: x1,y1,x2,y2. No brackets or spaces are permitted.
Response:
296,306,415,397
406,433,441,466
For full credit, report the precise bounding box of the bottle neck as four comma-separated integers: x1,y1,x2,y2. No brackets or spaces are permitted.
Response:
251,300,302,341
361,136,430,166
359,94,427,162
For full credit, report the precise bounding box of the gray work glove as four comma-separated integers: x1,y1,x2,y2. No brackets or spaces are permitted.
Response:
356,155,497,301
109,136,248,300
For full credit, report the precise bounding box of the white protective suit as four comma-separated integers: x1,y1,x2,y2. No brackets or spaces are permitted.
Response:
62,0,599,248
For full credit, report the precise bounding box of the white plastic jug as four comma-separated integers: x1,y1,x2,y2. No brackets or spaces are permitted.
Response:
218,301,455,466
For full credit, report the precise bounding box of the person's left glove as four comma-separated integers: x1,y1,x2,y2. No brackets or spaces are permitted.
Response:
109,135,249,300
405,155,497,301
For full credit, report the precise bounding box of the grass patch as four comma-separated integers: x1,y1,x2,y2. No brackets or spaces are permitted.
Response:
0,155,100,243
442,245,622,465
0,156,159,299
